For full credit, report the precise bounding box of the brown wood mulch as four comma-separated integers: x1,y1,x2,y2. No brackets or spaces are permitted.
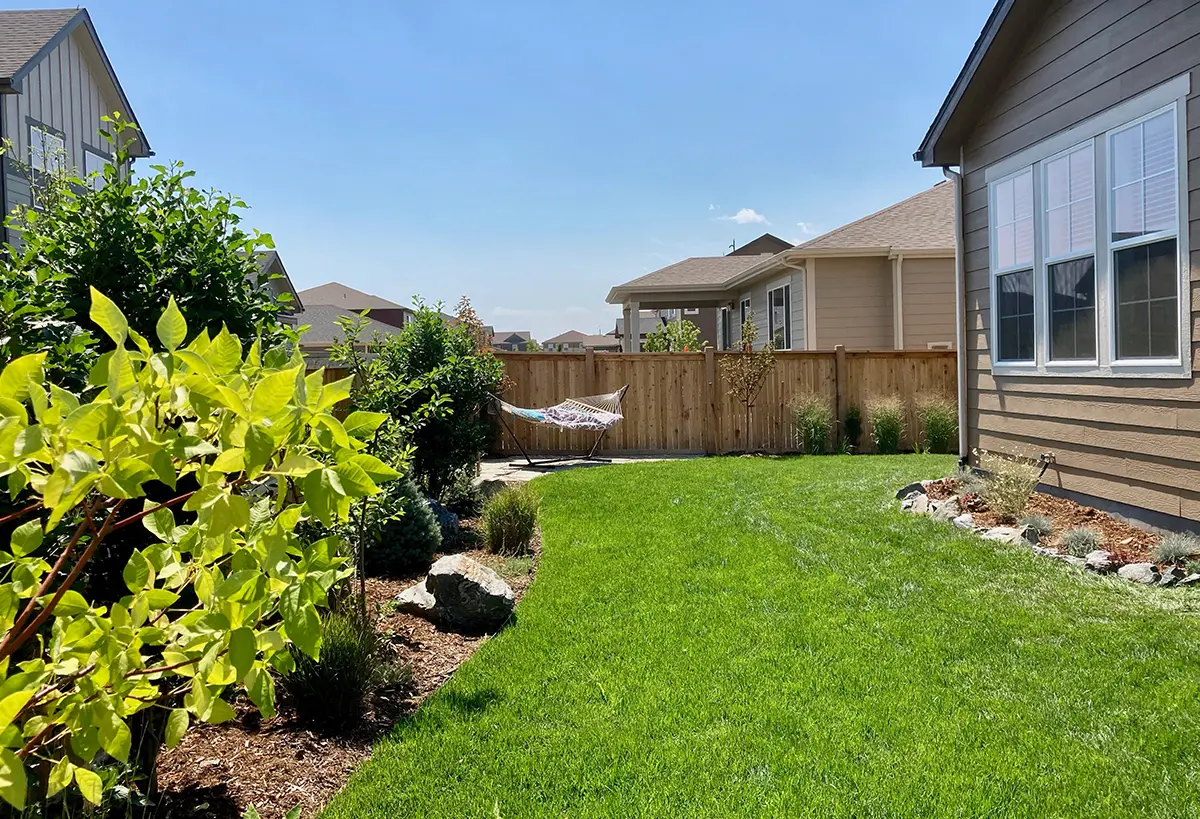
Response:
153,536,539,819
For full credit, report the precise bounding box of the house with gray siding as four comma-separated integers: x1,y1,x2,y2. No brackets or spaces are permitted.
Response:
915,0,1200,527
606,188,956,352
0,8,151,245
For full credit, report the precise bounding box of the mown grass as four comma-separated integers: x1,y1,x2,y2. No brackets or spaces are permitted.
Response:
323,456,1200,818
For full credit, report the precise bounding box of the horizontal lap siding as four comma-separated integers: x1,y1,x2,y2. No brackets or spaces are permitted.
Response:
961,0,1200,520
814,257,894,350
901,257,956,349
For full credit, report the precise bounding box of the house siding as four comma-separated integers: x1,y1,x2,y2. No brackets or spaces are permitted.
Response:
2,27,125,218
901,257,957,349
960,0,1200,521
813,256,894,350
741,270,805,350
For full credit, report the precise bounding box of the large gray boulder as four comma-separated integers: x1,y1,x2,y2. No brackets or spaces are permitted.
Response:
1084,550,1118,574
425,554,515,632
981,526,1028,545
932,498,961,522
1117,562,1160,586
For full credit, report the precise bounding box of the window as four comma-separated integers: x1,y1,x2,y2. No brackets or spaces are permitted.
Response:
719,306,731,350
768,284,791,350
83,148,110,190
29,124,66,175
991,168,1034,362
983,79,1188,378
739,297,751,340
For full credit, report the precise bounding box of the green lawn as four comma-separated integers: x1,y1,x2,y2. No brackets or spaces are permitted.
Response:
323,456,1200,818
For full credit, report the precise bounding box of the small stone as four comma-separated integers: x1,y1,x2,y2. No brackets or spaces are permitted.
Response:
395,579,437,616
981,526,1028,545
1032,545,1060,558
952,513,974,530
896,482,927,501
1158,566,1186,587
903,494,930,515
1117,562,1160,585
1054,554,1088,568
932,498,961,522
1084,550,1118,573
1178,573,1200,587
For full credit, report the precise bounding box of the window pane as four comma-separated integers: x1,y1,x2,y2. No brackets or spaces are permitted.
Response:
996,223,1015,268
1046,156,1069,208
1069,199,1093,252
995,179,1014,223
1113,182,1142,242
1049,258,1096,361
1115,238,1178,360
1013,170,1033,219
1143,171,1176,233
1142,111,1175,176
997,270,1034,362
1111,125,1141,186
1069,147,1093,200
1047,207,1069,258
1014,217,1034,266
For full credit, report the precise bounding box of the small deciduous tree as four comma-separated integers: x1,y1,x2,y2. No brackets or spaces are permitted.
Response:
0,290,394,810
644,319,707,352
720,316,775,451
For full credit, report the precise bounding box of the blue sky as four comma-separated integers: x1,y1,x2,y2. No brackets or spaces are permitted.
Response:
48,0,992,339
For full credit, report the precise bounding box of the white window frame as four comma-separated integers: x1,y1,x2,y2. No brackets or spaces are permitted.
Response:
767,281,791,350
1041,140,1098,368
739,296,751,334
989,166,1037,366
982,74,1191,379
83,147,110,190
28,122,66,176
719,306,731,350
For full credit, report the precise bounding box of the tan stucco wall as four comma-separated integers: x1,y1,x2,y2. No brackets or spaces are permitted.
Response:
813,256,893,350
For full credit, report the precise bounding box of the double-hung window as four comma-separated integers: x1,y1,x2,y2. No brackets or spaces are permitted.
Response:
29,124,66,176
719,306,732,350
984,76,1189,378
739,296,751,340
768,283,791,350
83,147,111,190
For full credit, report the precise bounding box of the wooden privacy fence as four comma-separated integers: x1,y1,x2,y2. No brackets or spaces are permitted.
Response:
492,347,956,456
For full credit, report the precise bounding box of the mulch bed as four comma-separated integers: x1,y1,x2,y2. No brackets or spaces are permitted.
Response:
153,535,539,819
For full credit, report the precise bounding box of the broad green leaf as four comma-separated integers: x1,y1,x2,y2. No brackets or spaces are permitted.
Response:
74,766,102,806
142,502,175,542
284,808,301,819
123,550,153,593
204,697,236,724
101,457,154,499
156,295,188,351
251,368,298,419
174,349,215,377
347,453,402,483
210,447,246,473
106,346,136,399
302,468,344,527
0,691,33,733
245,667,276,720
97,708,131,762
46,757,72,799
165,708,188,749
334,460,380,497
244,424,274,476
10,520,43,557
143,589,179,610
274,454,323,477
228,627,256,681
49,590,90,617
89,287,128,343
61,449,99,478
343,411,388,438
0,747,26,809
0,354,45,403
317,376,354,410
48,383,79,414
208,327,242,374
244,806,263,819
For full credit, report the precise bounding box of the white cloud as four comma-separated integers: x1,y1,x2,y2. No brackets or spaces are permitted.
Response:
708,204,718,211
720,208,768,225
796,221,820,236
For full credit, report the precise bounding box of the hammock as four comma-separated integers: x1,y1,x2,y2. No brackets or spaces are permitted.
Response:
491,385,629,467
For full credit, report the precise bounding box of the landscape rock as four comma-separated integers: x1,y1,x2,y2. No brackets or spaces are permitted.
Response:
1158,566,1186,588
1084,550,1118,573
932,498,961,522
1032,546,1061,558
395,579,437,616
952,513,974,530
981,526,1028,544
1178,573,1200,587
1054,555,1088,568
902,494,930,515
425,554,515,632
896,482,927,501
1117,562,1160,585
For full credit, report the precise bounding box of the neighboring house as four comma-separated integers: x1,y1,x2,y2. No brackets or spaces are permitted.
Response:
493,331,533,351
0,8,151,245
297,281,414,329
296,304,404,367
612,310,671,347
253,250,303,325
915,0,1200,527
542,330,622,352
606,187,955,352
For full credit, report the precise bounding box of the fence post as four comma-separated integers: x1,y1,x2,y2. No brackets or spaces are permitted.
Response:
704,348,717,455
584,347,595,396
834,344,847,433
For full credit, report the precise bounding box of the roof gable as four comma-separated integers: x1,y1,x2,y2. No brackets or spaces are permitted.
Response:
793,183,955,253
298,281,402,310
914,0,1047,167
728,233,793,256
297,304,403,346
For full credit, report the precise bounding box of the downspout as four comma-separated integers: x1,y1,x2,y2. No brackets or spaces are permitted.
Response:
943,162,968,466
0,99,7,249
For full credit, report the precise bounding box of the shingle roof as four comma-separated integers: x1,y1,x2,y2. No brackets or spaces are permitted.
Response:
794,182,955,253
297,281,402,310
297,304,403,347
0,9,80,80
614,255,766,291
543,330,621,347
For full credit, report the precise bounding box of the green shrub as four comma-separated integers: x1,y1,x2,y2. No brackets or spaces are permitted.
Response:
283,611,405,731
1020,514,1054,541
482,484,540,555
868,396,906,454
843,404,863,452
1153,532,1200,565
440,469,485,517
366,476,443,575
978,451,1041,521
1060,527,1102,557
791,393,835,454
916,393,958,454
644,318,707,352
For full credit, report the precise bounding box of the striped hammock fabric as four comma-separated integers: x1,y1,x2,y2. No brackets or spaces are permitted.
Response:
497,392,624,431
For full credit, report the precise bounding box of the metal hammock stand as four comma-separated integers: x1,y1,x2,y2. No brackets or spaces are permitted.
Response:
489,385,629,468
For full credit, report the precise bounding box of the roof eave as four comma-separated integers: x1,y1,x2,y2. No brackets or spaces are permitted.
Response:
606,282,731,304
914,0,1015,167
